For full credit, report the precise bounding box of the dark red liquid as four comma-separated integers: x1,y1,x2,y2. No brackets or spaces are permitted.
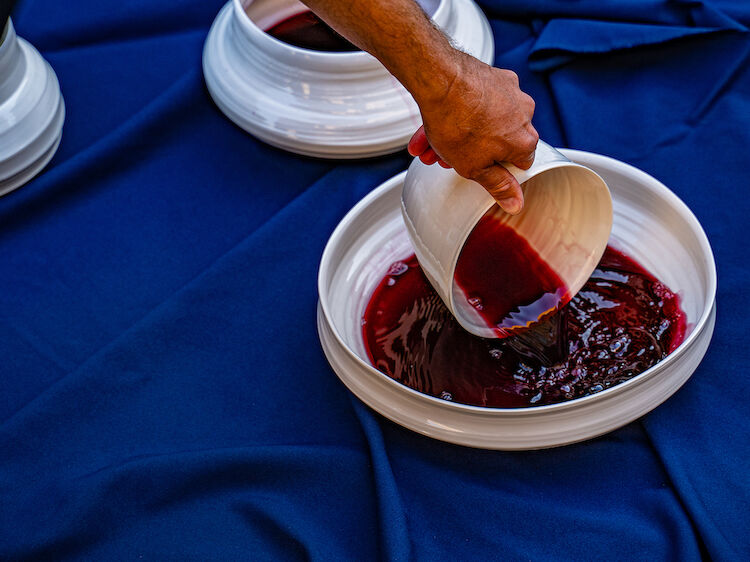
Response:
362,247,687,408
454,212,569,337
266,11,358,52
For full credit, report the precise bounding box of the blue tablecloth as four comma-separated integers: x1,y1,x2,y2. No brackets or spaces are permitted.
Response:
1,1,748,559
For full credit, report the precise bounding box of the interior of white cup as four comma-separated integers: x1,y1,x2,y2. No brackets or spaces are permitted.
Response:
450,165,612,338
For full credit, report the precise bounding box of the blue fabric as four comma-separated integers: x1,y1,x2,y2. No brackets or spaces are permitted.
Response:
1,0,748,559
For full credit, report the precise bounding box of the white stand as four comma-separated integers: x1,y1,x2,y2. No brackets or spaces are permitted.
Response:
0,19,65,196
203,0,494,159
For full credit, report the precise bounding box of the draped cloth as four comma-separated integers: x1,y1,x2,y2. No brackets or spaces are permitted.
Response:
1,1,748,559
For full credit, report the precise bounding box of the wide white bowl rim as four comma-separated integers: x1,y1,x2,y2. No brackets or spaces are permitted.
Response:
317,150,717,415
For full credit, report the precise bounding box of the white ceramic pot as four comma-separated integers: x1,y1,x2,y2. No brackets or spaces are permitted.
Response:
402,141,612,338
317,151,716,449
0,20,65,196
202,0,495,158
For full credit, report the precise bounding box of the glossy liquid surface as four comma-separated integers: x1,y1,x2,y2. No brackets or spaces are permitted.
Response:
266,11,358,52
454,213,568,337
362,247,687,408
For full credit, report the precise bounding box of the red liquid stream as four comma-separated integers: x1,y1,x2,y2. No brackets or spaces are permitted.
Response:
454,213,569,337
266,11,358,52
362,246,687,408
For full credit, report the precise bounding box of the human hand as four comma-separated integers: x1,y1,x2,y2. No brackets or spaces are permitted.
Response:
408,54,538,215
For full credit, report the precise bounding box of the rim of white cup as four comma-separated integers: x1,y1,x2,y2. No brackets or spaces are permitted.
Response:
452,163,611,338
402,144,613,339
318,152,717,414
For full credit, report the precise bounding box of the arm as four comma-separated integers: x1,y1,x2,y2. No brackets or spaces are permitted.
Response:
300,0,538,214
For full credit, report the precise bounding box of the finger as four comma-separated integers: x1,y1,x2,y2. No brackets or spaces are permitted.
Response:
438,159,451,169
407,126,430,157
474,165,524,215
419,148,440,165
522,92,536,118
501,69,519,86
511,125,539,169
526,122,539,141
512,152,535,170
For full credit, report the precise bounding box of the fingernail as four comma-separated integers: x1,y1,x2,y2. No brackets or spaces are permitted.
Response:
498,197,523,215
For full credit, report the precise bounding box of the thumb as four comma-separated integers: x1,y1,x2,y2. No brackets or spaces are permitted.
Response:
473,165,524,215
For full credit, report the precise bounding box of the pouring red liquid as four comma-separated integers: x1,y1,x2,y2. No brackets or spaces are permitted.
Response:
362,218,686,408
454,213,569,337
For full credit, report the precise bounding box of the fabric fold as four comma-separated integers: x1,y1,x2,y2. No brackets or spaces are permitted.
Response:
529,18,745,70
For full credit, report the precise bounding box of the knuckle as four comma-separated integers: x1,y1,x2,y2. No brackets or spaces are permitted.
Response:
492,180,513,193
525,94,536,114
501,69,519,85
469,167,489,183
523,131,539,153
453,164,474,180
481,169,513,190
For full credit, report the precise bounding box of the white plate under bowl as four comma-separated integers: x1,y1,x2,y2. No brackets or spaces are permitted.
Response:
317,151,717,449
203,0,494,159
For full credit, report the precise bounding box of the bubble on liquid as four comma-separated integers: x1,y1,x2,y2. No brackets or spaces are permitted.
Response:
489,348,503,360
467,296,483,310
530,391,543,404
387,278,396,286
609,336,629,355
517,363,534,376
656,319,670,338
572,367,587,380
589,384,604,393
439,390,453,401
387,261,409,276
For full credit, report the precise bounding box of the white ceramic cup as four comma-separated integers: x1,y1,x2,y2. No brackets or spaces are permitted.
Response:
401,141,613,338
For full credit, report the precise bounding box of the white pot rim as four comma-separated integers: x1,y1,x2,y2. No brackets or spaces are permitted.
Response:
231,0,384,69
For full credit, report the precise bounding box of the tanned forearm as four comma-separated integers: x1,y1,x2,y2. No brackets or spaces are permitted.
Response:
300,0,539,215
300,0,459,107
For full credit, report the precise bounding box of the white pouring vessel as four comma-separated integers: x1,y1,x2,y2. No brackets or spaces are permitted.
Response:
402,141,613,337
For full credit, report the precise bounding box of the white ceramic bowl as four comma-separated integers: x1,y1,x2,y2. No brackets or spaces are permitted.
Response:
318,151,716,449
202,0,494,158
0,20,65,196
402,141,612,338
